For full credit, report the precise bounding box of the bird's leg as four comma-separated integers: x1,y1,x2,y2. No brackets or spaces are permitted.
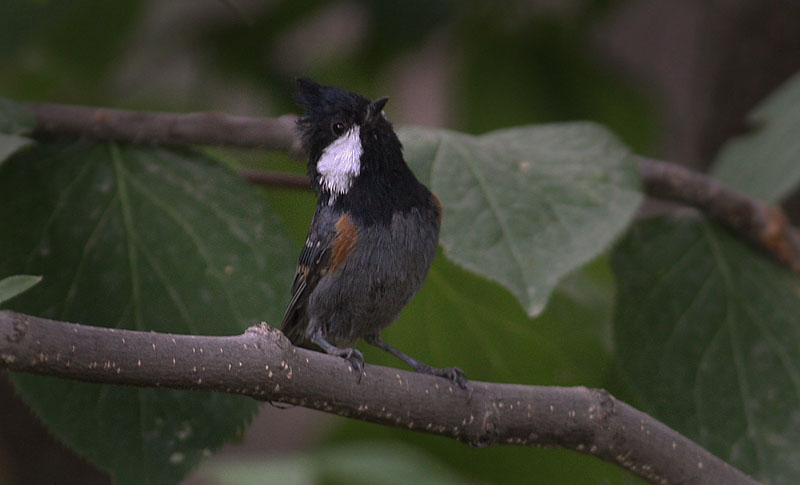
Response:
307,325,364,378
364,335,471,392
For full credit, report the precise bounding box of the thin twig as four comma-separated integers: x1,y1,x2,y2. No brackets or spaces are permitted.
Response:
0,310,757,485
638,157,800,273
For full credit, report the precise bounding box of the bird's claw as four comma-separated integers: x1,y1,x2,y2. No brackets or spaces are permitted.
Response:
443,366,472,397
424,365,472,399
444,367,470,389
341,348,364,382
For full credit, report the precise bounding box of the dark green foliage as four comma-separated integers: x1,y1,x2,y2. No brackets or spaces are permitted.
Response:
2,2,798,483
613,217,800,484
401,123,641,316
0,141,296,483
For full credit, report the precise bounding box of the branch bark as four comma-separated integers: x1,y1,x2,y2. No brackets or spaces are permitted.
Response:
0,310,756,485
25,102,305,159
638,156,800,274
23,101,800,275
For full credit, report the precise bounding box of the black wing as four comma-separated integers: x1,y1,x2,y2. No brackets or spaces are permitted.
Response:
280,206,337,343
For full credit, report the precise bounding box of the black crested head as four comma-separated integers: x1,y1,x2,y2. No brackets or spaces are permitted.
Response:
296,78,367,121
295,78,370,164
294,79,414,218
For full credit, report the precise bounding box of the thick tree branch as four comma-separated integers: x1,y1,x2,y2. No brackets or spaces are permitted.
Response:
23,101,800,275
0,311,755,485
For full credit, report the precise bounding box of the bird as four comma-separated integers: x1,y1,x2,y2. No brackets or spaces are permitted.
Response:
280,78,468,390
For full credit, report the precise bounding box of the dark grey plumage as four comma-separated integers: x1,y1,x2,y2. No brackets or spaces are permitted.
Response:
281,79,467,389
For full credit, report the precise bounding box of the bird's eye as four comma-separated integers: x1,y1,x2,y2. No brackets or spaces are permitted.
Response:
332,122,346,136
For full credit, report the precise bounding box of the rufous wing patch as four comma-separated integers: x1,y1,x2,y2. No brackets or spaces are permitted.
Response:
432,193,443,226
330,213,359,272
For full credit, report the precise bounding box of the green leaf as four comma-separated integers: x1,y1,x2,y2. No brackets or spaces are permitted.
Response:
0,98,35,164
401,123,642,316
712,70,800,203
0,274,41,305
0,141,296,484
612,216,800,484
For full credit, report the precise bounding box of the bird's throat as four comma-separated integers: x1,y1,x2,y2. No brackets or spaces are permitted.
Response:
316,126,363,203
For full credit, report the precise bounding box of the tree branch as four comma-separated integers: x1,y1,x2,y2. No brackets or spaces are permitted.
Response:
236,160,800,276
25,102,305,159
637,157,800,273
0,310,755,485
13,101,783,483
23,101,800,275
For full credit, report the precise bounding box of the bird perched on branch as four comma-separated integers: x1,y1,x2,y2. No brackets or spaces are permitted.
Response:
281,78,468,390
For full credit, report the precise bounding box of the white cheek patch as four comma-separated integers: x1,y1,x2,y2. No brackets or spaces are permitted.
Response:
317,126,363,201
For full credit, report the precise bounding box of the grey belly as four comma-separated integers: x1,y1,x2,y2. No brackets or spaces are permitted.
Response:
308,268,418,347
306,209,438,348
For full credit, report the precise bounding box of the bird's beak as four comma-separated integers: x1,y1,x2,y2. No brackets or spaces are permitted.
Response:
367,96,389,122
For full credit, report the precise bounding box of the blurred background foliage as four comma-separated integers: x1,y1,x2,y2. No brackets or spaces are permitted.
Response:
2,0,799,484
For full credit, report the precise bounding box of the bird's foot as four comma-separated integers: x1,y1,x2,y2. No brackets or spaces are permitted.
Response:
309,330,365,383
417,364,472,397
363,335,471,397
334,347,364,381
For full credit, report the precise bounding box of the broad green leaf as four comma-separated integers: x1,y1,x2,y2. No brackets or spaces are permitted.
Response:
0,98,35,164
197,441,467,485
401,123,641,316
0,274,41,305
202,146,316,244
330,257,642,484
712,71,800,203
0,141,296,484
613,216,800,484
